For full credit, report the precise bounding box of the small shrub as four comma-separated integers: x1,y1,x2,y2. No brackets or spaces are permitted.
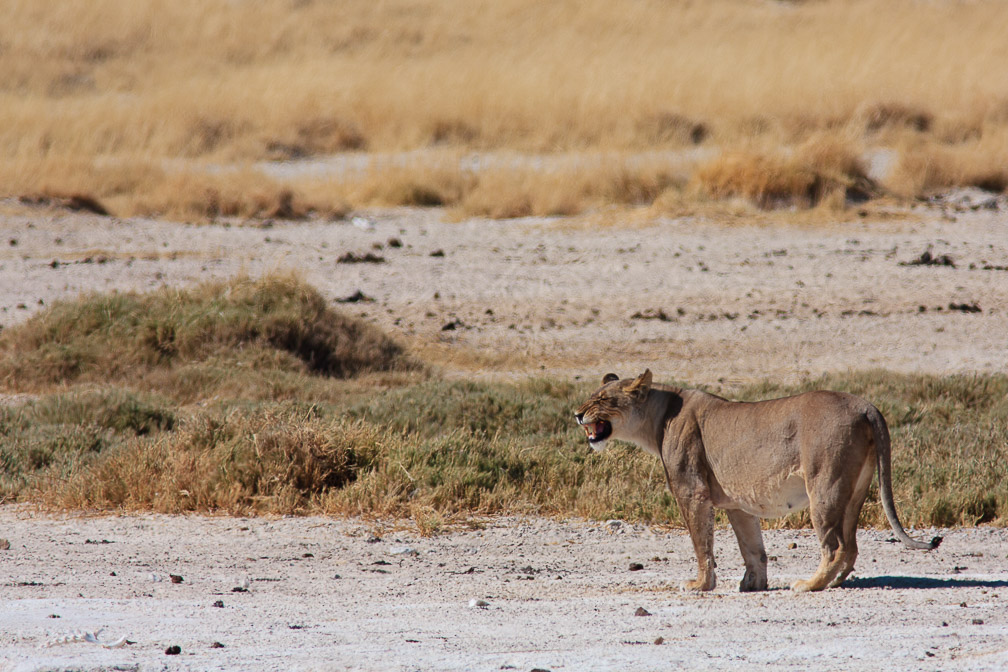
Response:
0,389,174,499
0,275,417,392
36,409,383,514
692,137,875,209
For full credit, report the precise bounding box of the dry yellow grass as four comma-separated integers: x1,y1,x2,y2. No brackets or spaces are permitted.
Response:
3,0,1007,217
690,133,876,209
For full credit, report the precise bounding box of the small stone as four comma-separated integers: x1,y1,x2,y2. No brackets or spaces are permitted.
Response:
336,290,374,304
170,574,184,584
972,618,984,625
634,607,651,617
629,563,644,571
469,598,489,608
211,641,225,648
0,539,10,551
165,645,181,655
213,600,224,608
788,542,798,550
654,636,664,645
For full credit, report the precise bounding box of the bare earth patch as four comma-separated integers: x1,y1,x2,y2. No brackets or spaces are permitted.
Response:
2,196,1006,388
0,511,1005,671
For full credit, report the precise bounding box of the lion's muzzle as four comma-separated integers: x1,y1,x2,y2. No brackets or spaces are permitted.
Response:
575,413,612,445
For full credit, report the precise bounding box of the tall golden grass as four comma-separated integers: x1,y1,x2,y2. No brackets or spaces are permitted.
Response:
3,0,1007,217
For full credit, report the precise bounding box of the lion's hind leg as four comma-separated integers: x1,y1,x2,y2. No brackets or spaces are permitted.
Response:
828,454,875,588
790,514,847,593
825,497,866,589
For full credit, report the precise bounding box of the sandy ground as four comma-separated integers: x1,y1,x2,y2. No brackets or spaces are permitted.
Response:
0,511,1006,672
1,192,1007,386
1,195,1007,670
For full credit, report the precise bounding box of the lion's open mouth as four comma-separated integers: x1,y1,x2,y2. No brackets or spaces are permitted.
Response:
583,420,612,444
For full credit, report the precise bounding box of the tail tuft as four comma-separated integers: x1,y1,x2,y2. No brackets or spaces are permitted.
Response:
929,536,943,549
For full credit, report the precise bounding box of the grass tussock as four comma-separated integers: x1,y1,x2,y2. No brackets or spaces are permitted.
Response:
35,408,380,514
0,274,417,398
885,128,1008,197
454,160,686,219
2,0,1008,217
0,157,352,222
0,389,176,500
691,136,875,209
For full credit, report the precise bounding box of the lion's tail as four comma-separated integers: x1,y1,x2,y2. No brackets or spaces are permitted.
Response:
868,405,942,550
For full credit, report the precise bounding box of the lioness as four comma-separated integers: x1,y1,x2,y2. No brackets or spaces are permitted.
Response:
574,370,940,592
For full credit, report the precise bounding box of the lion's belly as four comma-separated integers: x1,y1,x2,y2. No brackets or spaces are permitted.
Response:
717,471,810,518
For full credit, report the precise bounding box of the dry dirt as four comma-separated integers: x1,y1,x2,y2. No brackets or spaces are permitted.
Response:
1,194,1007,670
2,192,1007,386
1,511,1006,671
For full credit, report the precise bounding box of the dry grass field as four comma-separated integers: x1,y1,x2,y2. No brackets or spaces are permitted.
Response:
3,0,1007,219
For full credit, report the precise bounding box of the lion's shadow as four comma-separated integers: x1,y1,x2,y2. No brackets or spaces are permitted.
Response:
842,575,1008,590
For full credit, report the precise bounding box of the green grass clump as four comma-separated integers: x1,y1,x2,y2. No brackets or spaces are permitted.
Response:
0,389,174,500
38,406,381,514
0,274,418,398
348,377,582,440
0,278,1004,528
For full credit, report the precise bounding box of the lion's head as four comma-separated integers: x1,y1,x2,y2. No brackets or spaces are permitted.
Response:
574,369,653,450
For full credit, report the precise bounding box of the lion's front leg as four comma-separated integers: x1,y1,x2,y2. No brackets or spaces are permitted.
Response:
726,509,768,592
675,492,717,591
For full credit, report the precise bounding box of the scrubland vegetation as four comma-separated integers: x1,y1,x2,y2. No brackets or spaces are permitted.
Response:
0,277,1004,530
2,0,1007,219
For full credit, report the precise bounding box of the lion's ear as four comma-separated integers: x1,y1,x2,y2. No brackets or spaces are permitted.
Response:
602,373,620,385
627,369,652,397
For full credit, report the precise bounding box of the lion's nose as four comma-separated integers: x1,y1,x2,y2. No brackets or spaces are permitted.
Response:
574,412,584,424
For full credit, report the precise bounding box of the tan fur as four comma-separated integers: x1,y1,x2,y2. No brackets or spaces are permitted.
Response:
575,370,940,592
